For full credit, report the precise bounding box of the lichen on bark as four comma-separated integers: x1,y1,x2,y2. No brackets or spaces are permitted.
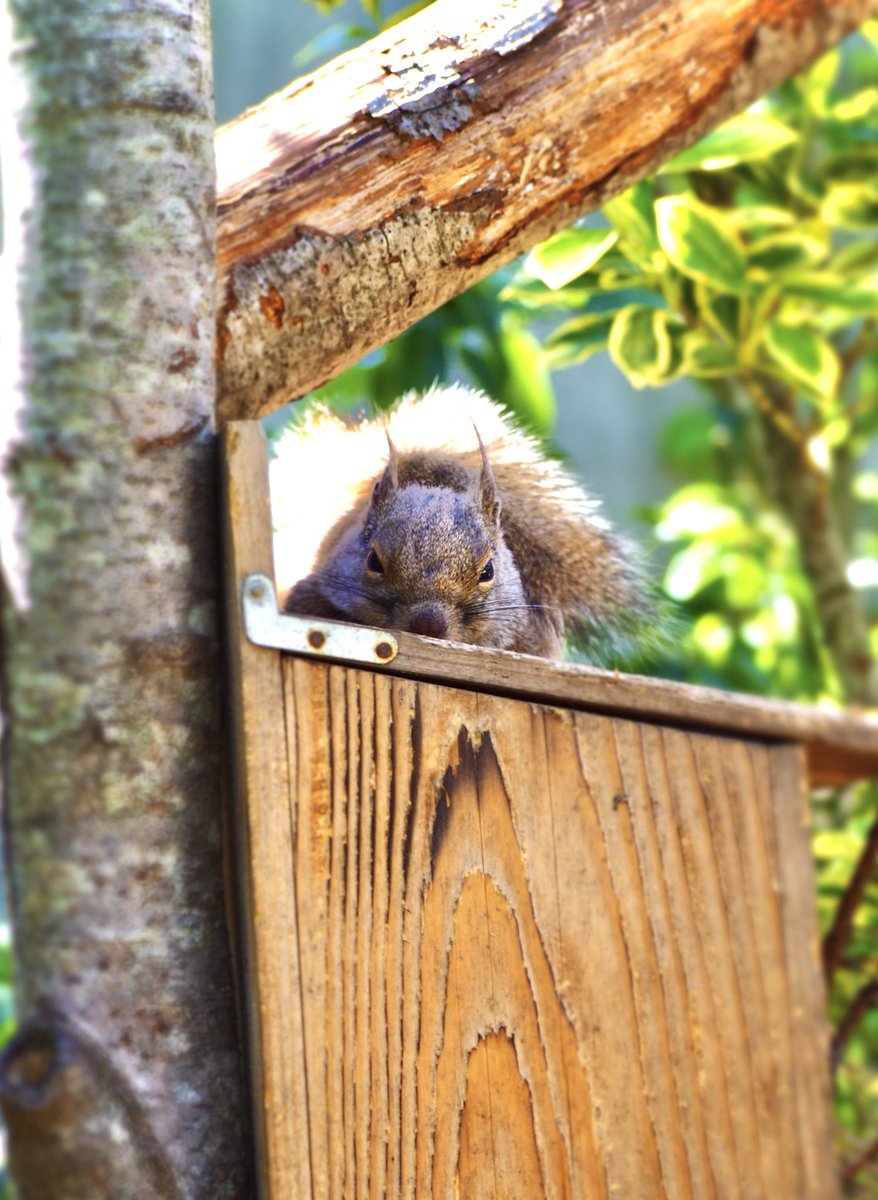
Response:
0,0,249,1195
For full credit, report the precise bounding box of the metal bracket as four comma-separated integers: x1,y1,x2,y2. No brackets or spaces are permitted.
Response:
241,574,399,665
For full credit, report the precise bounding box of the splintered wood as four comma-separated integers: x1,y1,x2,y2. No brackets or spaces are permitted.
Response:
274,659,836,1200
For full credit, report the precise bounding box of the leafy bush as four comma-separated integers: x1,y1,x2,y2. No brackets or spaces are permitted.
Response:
505,25,878,708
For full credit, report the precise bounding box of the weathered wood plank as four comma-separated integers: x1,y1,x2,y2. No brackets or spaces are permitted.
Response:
222,419,843,1197
215,0,878,422
274,660,837,1198
264,620,878,787
219,423,312,1200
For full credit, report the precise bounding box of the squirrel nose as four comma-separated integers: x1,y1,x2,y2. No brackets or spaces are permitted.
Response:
406,605,449,640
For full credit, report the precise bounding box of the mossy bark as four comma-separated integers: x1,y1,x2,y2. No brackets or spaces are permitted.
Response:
0,0,249,1195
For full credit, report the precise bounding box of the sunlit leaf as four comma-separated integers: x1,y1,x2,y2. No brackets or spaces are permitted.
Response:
763,321,840,399
782,272,878,311
660,113,798,173
821,183,878,230
693,282,743,343
803,48,840,116
499,278,596,313
746,229,829,277
544,312,614,368
831,88,878,121
604,181,660,264
527,227,618,290
681,332,739,377
728,205,796,233
656,196,749,294
608,306,678,388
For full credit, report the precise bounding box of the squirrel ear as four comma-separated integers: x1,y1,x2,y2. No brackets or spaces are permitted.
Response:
368,426,399,520
473,424,500,527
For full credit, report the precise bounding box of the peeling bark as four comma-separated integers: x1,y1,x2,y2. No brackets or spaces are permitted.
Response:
215,0,878,423
0,0,249,1196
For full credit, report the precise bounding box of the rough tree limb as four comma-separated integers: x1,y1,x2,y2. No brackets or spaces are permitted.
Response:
215,0,878,424
0,0,248,1195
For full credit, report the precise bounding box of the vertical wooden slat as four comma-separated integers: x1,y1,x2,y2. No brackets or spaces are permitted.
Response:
267,664,837,1199
223,425,837,1199
220,422,312,1200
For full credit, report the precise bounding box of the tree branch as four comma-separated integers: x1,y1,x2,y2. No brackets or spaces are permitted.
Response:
753,379,878,707
215,0,878,424
832,977,878,1069
824,805,878,983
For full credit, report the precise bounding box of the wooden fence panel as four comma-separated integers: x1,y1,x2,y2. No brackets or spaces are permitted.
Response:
270,658,835,1200
221,420,862,1199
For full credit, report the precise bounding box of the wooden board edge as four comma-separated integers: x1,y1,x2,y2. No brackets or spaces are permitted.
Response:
271,627,878,789
220,421,312,1200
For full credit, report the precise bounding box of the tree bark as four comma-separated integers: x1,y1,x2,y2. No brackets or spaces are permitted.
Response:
215,0,878,423
0,1,249,1196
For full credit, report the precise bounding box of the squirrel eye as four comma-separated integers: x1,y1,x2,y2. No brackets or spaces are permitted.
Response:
366,548,384,575
479,559,494,584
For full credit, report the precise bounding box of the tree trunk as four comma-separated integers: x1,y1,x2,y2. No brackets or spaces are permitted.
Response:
214,0,878,423
0,1,249,1196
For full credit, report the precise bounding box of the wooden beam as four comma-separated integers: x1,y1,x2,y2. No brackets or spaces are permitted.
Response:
215,0,878,424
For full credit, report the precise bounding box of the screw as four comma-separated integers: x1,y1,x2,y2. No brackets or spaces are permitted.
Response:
375,640,394,661
249,582,265,600
307,629,327,650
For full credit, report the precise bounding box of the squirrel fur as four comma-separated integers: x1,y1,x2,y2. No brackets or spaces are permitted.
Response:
272,384,652,660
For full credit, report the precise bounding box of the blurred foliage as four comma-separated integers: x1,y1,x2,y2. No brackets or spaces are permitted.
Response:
506,25,878,706
0,924,12,1200
287,7,878,1185
293,0,434,67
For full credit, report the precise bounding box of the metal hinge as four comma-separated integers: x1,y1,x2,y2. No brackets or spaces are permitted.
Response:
241,574,399,665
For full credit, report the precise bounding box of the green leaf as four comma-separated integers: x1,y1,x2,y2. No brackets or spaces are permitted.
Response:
762,321,840,399
656,196,749,294
527,227,618,290
821,183,878,230
782,272,878,312
499,277,596,313
728,205,796,234
831,88,878,122
497,321,557,436
603,181,659,264
608,306,678,388
802,48,840,116
680,332,739,378
857,348,878,406
544,312,614,368
660,114,798,173
746,229,829,277
823,147,878,185
659,407,725,478
693,282,743,343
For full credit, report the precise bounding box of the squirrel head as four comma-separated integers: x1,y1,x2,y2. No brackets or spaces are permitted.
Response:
342,430,529,647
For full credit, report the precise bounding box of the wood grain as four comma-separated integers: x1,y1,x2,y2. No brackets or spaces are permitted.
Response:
275,622,878,788
274,661,837,1198
215,0,878,421
221,421,842,1197
220,423,311,1200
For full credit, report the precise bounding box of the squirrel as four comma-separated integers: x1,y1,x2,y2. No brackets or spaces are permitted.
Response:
272,384,653,661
